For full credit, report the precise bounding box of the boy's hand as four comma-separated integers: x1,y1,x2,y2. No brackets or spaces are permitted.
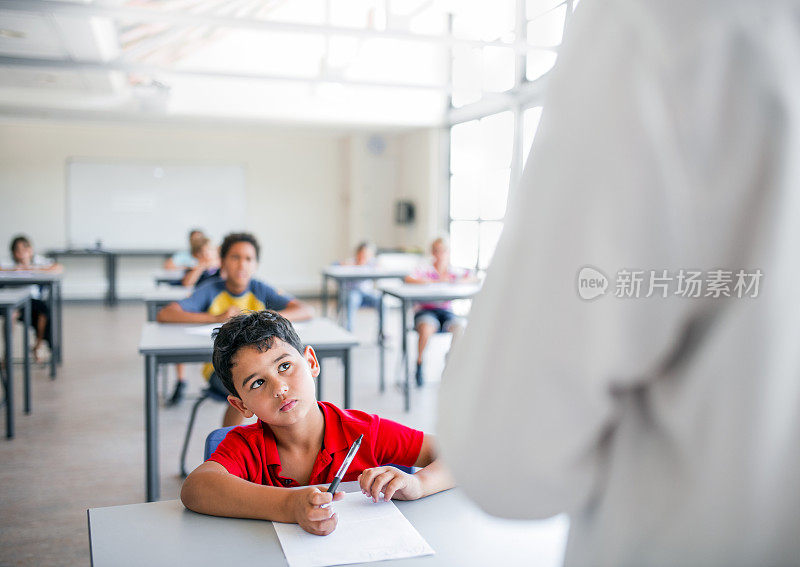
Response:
359,467,422,502
216,306,242,322
289,486,345,536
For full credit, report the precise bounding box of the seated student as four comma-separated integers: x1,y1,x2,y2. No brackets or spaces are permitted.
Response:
337,241,381,331
1,235,62,362
162,236,222,406
404,236,474,386
164,228,205,271
180,310,454,535
157,232,313,418
181,236,221,288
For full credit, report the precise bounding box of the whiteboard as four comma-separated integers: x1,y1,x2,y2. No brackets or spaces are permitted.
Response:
66,160,246,249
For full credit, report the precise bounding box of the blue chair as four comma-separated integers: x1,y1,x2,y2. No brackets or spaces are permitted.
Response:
204,425,237,459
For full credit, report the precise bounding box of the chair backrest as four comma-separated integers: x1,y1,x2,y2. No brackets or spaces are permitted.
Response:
204,426,237,460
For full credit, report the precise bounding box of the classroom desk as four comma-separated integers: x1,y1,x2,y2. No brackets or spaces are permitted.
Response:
153,269,185,286
0,272,62,378
0,289,32,439
138,318,359,502
47,248,175,306
378,282,482,412
88,481,569,567
144,286,192,321
321,265,410,319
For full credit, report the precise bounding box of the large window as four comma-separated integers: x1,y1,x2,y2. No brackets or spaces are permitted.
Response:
449,111,513,270
447,1,573,271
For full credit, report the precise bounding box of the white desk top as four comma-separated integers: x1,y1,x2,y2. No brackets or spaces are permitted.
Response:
377,282,482,301
143,285,192,302
0,288,31,307
323,265,411,279
139,318,359,355
153,269,186,281
0,271,63,283
88,482,568,567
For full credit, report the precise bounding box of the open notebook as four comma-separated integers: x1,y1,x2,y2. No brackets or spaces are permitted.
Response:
273,491,434,567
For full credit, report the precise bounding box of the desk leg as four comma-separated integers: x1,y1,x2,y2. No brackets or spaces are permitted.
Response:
401,300,410,412
4,310,14,438
145,355,159,502
106,255,118,307
48,282,56,379
22,301,30,414
336,281,344,325
343,349,351,409
55,281,63,365
321,275,329,318
378,292,385,393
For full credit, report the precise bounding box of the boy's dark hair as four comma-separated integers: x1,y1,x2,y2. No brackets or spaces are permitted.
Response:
10,234,31,256
212,310,304,397
220,232,260,261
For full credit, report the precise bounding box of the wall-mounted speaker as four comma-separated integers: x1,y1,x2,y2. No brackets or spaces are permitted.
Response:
395,200,415,225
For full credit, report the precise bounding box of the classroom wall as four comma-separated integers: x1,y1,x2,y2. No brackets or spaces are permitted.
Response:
343,129,442,255
0,119,443,299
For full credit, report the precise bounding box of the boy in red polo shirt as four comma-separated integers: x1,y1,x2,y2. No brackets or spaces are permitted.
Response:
180,310,454,536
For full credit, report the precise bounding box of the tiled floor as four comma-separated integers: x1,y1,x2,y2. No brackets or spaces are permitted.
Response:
0,301,450,566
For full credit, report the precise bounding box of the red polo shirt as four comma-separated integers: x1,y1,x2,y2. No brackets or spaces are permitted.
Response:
207,402,424,487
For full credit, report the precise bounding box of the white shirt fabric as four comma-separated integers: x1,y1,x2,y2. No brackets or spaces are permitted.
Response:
437,1,800,565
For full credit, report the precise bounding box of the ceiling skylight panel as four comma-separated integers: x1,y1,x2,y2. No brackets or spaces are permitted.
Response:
165,75,444,125
255,0,326,25
173,29,325,77
330,0,386,30
342,38,444,86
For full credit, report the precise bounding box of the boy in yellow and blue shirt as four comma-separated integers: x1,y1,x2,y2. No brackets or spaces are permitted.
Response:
157,232,313,425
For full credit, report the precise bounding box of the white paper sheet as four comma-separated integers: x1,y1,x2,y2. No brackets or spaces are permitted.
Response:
273,492,434,567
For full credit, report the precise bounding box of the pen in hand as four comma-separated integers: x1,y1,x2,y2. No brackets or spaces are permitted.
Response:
321,434,363,508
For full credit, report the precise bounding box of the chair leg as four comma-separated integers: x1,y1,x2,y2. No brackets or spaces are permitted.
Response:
160,365,168,402
180,392,209,477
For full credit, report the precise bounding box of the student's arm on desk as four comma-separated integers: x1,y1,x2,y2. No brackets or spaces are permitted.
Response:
359,434,455,502
156,302,235,324
41,263,64,273
404,274,430,284
279,299,315,321
181,461,344,535
181,264,206,287
0,263,63,273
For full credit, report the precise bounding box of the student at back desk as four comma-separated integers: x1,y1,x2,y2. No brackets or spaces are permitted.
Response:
157,232,313,426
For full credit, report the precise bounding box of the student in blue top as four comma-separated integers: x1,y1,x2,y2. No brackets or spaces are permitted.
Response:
163,228,204,271
337,241,381,331
162,235,222,406
180,236,220,288
157,232,314,425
